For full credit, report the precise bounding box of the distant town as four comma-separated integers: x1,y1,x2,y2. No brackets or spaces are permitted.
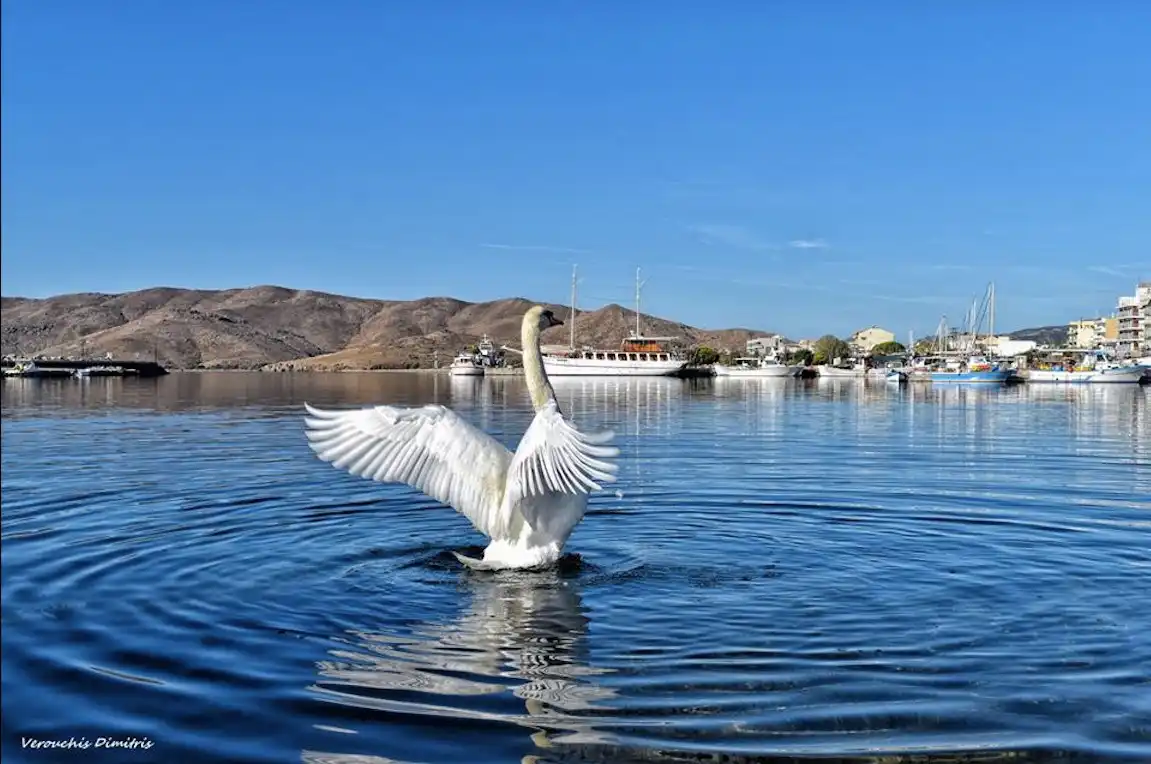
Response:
711,280,1150,363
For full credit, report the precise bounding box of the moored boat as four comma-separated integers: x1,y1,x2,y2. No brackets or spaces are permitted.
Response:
929,357,1014,384
3,360,74,379
1025,350,1145,384
542,336,687,377
713,356,795,378
817,362,868,378
537,266,687,377
448,352,485,377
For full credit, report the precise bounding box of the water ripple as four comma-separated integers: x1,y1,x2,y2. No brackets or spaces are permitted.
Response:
2,374,1149,763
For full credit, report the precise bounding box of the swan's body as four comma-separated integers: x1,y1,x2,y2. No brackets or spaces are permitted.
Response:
303,306,619,570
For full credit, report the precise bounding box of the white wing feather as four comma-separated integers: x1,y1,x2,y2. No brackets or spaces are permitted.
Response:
303,402,514,538
506,400,619,506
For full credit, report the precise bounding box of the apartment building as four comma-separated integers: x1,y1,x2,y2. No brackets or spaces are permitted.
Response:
1116,282,1150,356
849,326,896,352
1067,317,1119,349
746,334,786,356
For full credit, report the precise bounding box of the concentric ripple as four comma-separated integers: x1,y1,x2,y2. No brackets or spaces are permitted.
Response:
2,374,1150,764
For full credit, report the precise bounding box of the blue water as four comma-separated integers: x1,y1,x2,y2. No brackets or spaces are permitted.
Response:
2,373,1149,764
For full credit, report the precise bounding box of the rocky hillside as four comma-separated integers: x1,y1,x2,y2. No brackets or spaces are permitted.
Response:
1008,324,1068,346
1,286,768,370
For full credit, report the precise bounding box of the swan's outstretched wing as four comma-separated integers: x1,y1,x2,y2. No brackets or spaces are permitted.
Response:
506,400,619,506
303,403,515,538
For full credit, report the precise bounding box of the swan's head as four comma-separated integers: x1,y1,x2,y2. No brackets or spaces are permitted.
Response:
525,305,564,333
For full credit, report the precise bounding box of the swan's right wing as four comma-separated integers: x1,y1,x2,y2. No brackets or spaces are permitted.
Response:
303,403,514,538
505,400,619,505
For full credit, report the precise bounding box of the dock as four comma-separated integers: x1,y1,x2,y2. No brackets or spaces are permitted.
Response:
1,359,169,378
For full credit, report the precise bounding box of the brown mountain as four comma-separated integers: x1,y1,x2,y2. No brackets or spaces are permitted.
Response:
1,286,771,370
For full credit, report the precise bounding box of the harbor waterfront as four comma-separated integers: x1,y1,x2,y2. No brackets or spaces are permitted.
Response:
2,372,1149,764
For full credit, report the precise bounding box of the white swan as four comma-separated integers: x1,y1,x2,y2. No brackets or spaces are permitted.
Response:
303,306,619,571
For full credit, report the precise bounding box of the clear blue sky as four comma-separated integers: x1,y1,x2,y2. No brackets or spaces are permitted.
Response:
2,2,1148,339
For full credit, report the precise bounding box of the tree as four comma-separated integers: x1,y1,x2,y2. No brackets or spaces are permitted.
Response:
913,339,937,355
812,335,852,365
789,348,814,366
690,346,720,365
870,341,906,356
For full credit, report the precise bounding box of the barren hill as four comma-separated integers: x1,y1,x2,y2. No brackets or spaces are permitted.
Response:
1008,324,1069,346
1,286,770,370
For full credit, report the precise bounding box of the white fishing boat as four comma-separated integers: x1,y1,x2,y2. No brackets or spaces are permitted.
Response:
475,334,500,367
817,362,868,378
448,351,484,377
1025,350,1145,384
714,356,795,378
535,267,688,378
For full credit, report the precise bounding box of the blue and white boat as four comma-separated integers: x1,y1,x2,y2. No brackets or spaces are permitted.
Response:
929,357,1014,384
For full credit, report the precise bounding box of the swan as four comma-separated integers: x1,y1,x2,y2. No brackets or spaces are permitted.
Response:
302,305,620,571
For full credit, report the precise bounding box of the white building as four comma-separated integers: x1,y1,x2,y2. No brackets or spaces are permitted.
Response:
1116,282,1150,356
746,334,786,356
988,338,1037,357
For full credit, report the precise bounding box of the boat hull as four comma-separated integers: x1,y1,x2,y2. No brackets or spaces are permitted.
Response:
543,357,685,377
449,365,484,377
817,366,867,378
929,370,1013,384
714,365,794,378
1026,367,1145,384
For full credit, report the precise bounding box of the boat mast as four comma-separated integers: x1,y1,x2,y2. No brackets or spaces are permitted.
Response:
569,264,578,350
989,281,995,340
634,267,647,338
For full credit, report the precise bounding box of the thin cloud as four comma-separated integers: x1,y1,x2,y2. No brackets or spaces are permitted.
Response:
687,224,778,252
479,243,591,254
1087,265,1145,279
867,294,947,305
669,266,835,293
788,238,829,250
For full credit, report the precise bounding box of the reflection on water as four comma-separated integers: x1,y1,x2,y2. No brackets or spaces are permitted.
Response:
2,373,1150,764
311,571,616,748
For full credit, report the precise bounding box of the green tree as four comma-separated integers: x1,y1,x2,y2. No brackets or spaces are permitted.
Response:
813,335,852,365
790,348,814,366
690,346,720,365
913,339,937,355
870,341,907,356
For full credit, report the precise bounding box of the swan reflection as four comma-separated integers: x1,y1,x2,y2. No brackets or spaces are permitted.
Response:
310,570,615,750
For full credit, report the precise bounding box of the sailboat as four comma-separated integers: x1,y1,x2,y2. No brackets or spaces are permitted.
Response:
928,283,1015,384
538,267,688,377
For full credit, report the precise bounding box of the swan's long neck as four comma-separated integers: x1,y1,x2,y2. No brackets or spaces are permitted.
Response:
522,319,558,413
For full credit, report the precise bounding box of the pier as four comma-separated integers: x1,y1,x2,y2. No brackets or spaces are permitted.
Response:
1,359,169,378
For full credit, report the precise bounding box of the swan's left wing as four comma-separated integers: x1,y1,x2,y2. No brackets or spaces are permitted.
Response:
505,400,619,504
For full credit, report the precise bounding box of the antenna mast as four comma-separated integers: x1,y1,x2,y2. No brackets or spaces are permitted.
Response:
570,264,578,349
